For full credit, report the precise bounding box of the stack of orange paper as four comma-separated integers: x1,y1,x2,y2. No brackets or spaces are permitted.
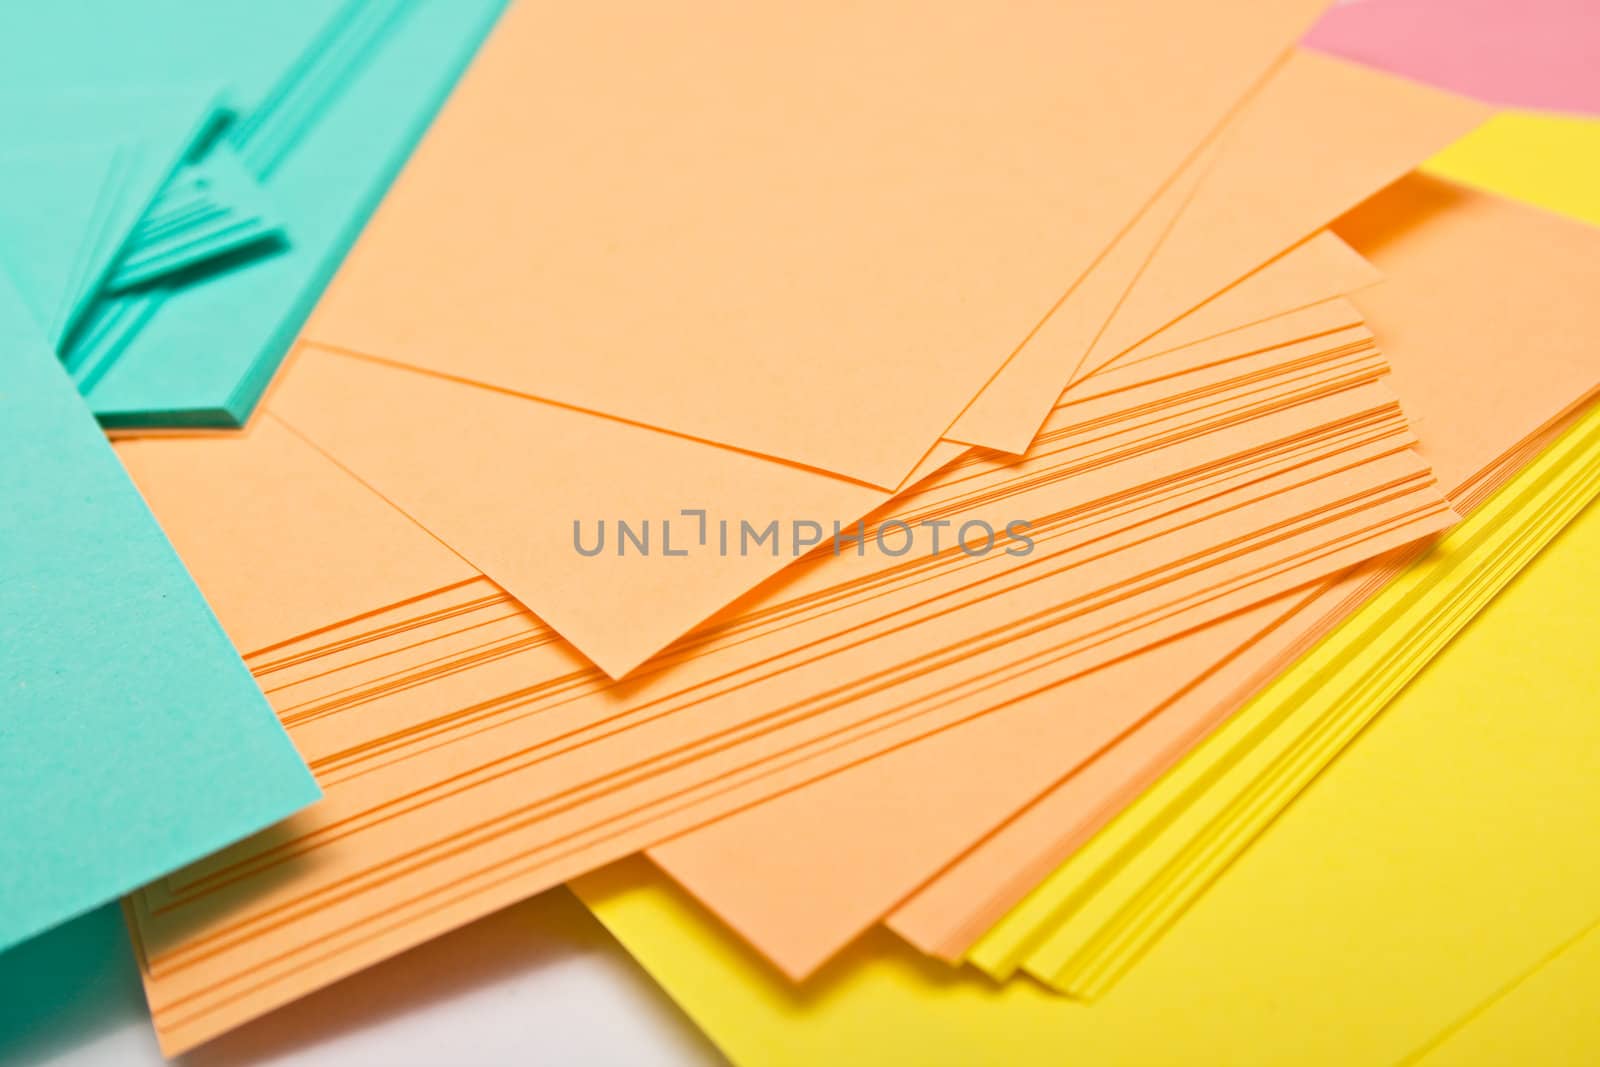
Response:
98,1,1600,1055
646,174,1600,977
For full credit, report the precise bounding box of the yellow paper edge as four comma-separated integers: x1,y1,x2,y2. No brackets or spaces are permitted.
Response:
964,108,1600,981
1003,409,1600,992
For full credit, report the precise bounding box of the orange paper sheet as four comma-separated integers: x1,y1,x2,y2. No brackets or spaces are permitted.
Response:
280,45,1478,679
954,48,1485,453
643,176,1600,976
119,290,1447,1050
303,0,1326,487
1110,230,1378,372
887,175,1600,958
272,234,1376,679
1069,52,1485,383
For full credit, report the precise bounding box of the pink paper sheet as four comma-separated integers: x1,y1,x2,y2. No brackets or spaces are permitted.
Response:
1305,0,1600,116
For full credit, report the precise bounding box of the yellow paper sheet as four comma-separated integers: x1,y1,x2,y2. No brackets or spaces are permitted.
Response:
972,394,1600,989
1423,110,1600,227
1413,916,1600,1066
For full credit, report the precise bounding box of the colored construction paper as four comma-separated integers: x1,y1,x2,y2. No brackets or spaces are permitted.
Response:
1423,110,1600,226
304,0,1327,486
637,173,1600,977
1306,0,1600,116
82,7,1527,1041
893,126,1600,955
0,143,119,329
1415,916,1600,1065
0,85,225,344
107,145,287,293
0,0,508,427
1110,230,1378,368
636,307,1412,977
112,288,1450,1050
646,591,1311,979
115,416,478,657
1070,49,1485,382
893,114,1600,957
951,172,1600,986
268,302,1410,678
948,47,1483,454
975,398,1600,992
575,482,1600,1064
887,170,1600,958
266,41,1474,678
0,276,318,954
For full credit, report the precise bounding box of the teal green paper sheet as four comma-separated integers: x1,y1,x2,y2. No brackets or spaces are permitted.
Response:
0,0,510,428
0,86,226,346
0,905,142,1064
0,144,117,334
86,0,509,427
106,144,287,294
0,276,319,954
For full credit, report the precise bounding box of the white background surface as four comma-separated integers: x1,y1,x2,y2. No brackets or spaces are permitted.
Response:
3,888,723,1067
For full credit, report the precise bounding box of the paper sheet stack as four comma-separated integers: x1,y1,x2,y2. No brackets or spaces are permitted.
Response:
573,373,1600,1066
0,0,505,428
72,0,1501,1046
4,0,1599,1062
567,21,1600,1067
